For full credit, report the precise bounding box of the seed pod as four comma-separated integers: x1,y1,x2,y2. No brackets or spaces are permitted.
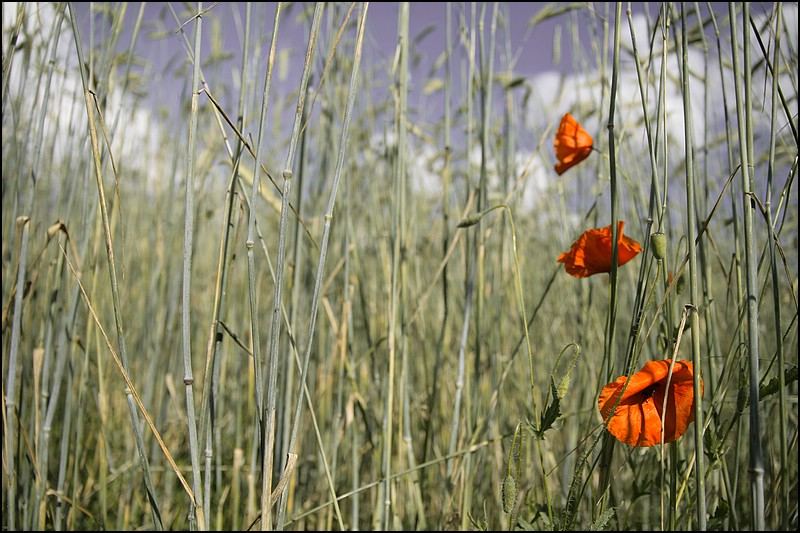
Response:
650,232,667,261
502,473,517,514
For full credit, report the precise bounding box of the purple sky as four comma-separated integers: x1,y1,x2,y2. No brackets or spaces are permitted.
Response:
70,2,582,125
12,2,792,240
65,1,782,159
69,2,765,122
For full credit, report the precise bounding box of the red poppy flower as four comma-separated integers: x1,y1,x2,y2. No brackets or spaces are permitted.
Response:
554,113,594,175
557,221,642,278
598,359,702,447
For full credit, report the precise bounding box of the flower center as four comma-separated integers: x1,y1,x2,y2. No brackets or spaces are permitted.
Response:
641,384,657,400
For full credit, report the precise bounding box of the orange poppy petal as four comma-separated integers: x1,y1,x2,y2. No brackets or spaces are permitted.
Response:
604,396,663,447
554,113,593,175
557,221,642,278
617,234,643,266
651,361,700,443
598,359,670,418
555,146,593,175
598,359,702,447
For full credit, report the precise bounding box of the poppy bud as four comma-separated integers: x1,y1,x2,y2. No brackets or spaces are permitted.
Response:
650,232,667,261
671,319,691,340
47,220,67,239
457,213,484,228
676,274,686,295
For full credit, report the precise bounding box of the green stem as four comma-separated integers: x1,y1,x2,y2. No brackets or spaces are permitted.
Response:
276,4,366,529
198,1,253,523
679,4,706,529
729,3,765,530
763,3,788,528
5,216,30,531
67,5,163,527
180,4,206,528
261,3,319,530
598,2,622,513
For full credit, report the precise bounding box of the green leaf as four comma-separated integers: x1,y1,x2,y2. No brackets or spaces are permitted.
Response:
533,379,562,438
505,76,527,89
758,365,798,401
495,73,527,89
423,78,445,95
528,3,585,28
429,50,447,76
736,363,748,413
556,345,582,399
590,507,615,531
414,25,437,45
708,499,730,531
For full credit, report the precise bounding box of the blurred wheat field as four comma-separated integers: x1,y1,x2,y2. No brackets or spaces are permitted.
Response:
1,2,798,531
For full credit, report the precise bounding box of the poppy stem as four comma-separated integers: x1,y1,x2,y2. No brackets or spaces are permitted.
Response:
763,4,790,528
598,1,622,514
679,3,707,529
729,3,765,530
